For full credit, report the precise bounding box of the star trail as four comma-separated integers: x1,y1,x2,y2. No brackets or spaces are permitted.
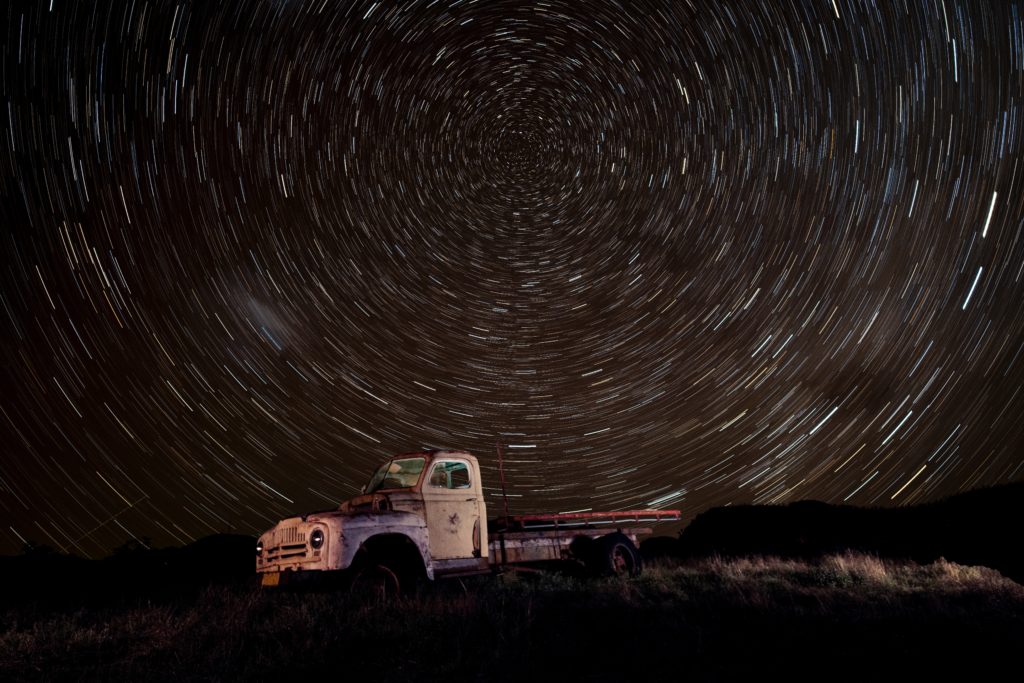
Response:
2,0,1023,557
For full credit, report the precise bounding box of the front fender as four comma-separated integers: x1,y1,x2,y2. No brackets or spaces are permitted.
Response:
329,512,433,579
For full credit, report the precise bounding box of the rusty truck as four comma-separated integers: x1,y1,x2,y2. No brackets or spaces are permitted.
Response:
256,449,681,595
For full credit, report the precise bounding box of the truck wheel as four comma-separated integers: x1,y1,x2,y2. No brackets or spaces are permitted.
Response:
596,533,641,577
349,560,401,601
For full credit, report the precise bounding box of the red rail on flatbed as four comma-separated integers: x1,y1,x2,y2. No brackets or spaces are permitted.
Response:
493,509,681,531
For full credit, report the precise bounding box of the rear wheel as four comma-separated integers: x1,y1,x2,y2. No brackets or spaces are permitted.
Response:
595,533,641,577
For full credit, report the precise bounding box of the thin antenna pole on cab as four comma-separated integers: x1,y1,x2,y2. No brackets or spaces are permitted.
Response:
496,441,510,520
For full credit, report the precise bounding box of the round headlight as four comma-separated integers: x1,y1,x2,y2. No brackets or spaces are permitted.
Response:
255,539,264,555
310,528,325,549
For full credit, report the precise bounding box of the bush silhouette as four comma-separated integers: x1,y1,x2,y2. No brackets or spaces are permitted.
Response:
676,482,1024,583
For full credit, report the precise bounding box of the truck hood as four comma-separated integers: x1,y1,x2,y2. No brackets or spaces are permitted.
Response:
303,497,426,531
301,509,348,523
336,491,425,515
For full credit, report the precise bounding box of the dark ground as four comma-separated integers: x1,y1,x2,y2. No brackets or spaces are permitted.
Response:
2,483,1022,681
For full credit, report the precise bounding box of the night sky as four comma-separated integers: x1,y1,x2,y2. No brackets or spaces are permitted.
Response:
2,0,1023,558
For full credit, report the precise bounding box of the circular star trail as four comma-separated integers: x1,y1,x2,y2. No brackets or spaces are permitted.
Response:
2,1,1023,556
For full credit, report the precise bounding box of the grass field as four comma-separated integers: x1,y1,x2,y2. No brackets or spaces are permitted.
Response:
2,553,1021,681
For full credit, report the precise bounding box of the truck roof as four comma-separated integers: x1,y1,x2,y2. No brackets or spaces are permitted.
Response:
390,449,477,463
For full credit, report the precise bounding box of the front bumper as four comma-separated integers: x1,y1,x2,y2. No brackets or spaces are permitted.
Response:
257,567,348,590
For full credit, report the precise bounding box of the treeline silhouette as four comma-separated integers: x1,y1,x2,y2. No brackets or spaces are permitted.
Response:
3,481,1021,609
661,481,1024,583
0,534,255,608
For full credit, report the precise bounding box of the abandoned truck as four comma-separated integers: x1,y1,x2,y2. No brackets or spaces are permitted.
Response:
256,449,680,593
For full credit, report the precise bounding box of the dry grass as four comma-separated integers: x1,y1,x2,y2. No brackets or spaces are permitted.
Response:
2,553,1021,681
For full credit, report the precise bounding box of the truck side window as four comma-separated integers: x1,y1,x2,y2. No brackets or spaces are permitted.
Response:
449,462,470,488
429,467,448,487
429,461,471,489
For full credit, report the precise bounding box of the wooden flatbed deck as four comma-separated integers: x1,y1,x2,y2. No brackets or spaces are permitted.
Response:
491,509,681,531
486,509,681,567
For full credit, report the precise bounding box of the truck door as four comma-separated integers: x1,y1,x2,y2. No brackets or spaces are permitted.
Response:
421,459,480,560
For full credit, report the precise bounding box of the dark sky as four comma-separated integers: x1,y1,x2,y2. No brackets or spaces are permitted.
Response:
2,0,1023,557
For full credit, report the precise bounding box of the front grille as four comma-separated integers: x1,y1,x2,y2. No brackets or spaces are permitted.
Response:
279,526,305,545
265,525,308,562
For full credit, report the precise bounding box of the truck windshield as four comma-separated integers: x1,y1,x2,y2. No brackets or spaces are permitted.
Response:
364,457,426,493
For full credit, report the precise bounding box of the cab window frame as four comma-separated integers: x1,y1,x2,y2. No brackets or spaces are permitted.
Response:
428,460,472,490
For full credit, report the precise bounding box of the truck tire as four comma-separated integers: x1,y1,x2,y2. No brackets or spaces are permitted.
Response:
349,558,402,601
595,532,641,577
